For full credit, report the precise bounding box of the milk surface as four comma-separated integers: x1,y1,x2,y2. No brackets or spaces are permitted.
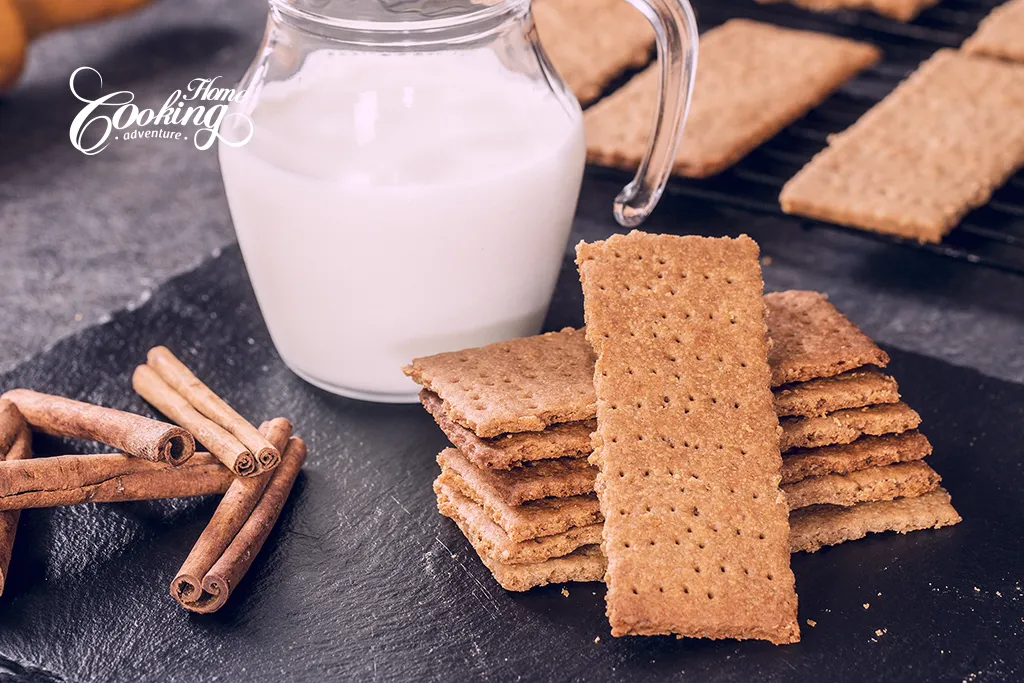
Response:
219,49,585,400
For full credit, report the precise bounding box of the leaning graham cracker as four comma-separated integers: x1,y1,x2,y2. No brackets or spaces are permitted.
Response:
774,369,899,418
533,0,653,106
780,402,920,452
421,391,593,469
584,19,879,178
404,328,596,438
963,0,1024,64
766,291,889,386
435,478,602,564
754,0,938,21
781,431,932,484
481,544,606,592
439,444,596,507
784,461,940,510
577,231,799,644
790,488,961,553
780,50,1024,243
437,457,602,542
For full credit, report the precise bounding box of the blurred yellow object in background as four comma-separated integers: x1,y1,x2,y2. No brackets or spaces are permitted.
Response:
0,0,155,91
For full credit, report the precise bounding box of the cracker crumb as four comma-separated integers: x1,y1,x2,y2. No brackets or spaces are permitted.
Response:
877,592,882,597
875,628,886,637
996,591,1002,597
561,588,570,598
863,603,870,609
451,554,458,560
594,636,601,643
806,619,817,627
974,586,981,593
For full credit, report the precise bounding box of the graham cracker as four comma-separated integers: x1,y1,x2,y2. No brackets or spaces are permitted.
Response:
780,50,1024,243
963,0,1024,64
774,369,899,418
412,290,885,447
781,431,932,484
443,436,933,513
438,453,602,542
790,488,961,553
784,461,940,511
584,19,879,178
480,544,607,592
533,0,654,106
404,328,597,438
766,291,889,386
435,478,602,565
442,486,959,590
447,431,932,508
577,231,799,645
438,444,596,507
421,390,594,470
780,402,920,452
754,0,938,21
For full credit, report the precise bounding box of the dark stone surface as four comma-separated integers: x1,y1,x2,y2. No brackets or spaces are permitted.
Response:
0,181,1022,682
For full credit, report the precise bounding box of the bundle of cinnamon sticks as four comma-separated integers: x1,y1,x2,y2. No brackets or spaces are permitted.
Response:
0,346,306,613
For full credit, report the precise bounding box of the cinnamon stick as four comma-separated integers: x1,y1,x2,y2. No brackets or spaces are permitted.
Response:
146,347,280,470
172,418,292,609
1,389,195,465
0,399,30,596
133,365,258,477
177,433,307,613
0,452,233,511
0,400,21,455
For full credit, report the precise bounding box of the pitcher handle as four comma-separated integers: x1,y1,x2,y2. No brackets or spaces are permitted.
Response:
614,0,699,227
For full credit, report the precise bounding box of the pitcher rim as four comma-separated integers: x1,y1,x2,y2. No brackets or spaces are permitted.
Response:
269,0,530,36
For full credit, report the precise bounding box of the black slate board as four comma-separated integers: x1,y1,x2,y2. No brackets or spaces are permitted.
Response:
2,179,1023,683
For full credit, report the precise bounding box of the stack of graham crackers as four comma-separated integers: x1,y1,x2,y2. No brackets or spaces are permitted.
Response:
408,329,606,591
406,233,960,641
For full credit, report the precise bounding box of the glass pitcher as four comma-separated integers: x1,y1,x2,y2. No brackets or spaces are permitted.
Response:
218,0,698,403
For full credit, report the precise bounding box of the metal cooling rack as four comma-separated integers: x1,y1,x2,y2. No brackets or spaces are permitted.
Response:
617,0,1024,274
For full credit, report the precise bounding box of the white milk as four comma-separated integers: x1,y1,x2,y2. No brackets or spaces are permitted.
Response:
219,49,585,401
